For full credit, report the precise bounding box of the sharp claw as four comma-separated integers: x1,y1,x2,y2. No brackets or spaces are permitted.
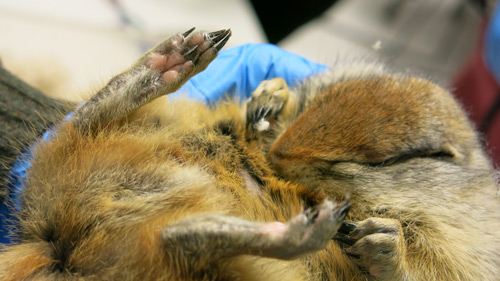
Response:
333,236,357,246
183,29,231,63
182,27,196,38
345,251,361,259
338,221,357,235
209,29,231,44
206,29,227,40
213,29,232,52
256,107,264,121
262,107,273,119
339,203,351,219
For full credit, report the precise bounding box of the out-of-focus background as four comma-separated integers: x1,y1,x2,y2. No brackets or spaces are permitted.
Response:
0,0,485,101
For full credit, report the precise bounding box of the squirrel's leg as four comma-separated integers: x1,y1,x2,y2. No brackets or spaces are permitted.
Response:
162,198,350,260
72,28,231,135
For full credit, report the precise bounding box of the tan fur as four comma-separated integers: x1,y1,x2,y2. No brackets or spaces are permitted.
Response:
0,29,352,281
257,71,500,280
1,28,498,281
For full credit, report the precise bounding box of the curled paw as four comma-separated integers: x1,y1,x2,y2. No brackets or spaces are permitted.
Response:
334,217,407,280
246,78,291,132
267,198,351,259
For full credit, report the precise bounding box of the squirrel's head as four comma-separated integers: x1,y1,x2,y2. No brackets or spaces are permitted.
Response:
268,75,488,190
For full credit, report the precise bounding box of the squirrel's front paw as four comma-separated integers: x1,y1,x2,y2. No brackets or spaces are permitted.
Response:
335,218,407,280
246,78,291,132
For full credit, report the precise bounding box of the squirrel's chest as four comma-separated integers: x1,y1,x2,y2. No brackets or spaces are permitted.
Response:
180,130,269,197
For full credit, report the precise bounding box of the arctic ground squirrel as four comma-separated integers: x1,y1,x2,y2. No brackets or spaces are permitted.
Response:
1,27,499,281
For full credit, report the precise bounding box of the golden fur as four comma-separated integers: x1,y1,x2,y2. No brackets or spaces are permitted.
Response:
1,28,499,281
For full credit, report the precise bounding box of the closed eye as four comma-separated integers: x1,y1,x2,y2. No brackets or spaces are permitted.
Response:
315,150,455,180
321,150,455,169
362,150,454,167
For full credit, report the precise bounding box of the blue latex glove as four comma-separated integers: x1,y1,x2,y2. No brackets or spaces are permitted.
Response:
172,43,328,102
0,43,327,244
485,4,500,84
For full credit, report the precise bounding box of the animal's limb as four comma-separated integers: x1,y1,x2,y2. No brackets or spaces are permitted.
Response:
72,28,231,134
162,198,350,260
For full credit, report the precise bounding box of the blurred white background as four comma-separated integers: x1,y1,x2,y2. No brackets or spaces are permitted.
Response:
0,0,482,101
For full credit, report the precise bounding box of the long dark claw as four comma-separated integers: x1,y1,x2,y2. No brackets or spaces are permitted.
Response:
182,27,196,38
338,221,357,235
333,236,357,246
252,105,273,125
207,29,227,40
339,203,351,219
262,107,273,119
345,252,361,259
213,29,231,51
183,29,231,64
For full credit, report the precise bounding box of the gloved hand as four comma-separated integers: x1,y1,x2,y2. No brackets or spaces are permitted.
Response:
0,43,327,244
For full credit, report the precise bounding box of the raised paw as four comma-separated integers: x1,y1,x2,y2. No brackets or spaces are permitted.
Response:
334,218,407,280
246,78,291,132
73,28,231,134
144,27,231,89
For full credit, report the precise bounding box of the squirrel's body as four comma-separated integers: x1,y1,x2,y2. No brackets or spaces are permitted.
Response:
0,29,498,281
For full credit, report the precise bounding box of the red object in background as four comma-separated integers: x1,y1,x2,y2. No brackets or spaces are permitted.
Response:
452,21,500,167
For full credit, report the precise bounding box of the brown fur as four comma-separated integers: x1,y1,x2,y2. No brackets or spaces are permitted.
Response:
253,66,500,280
0,29,352,281
1,28,498,281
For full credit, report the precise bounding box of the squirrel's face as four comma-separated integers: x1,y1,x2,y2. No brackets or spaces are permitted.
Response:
268,76,484,192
